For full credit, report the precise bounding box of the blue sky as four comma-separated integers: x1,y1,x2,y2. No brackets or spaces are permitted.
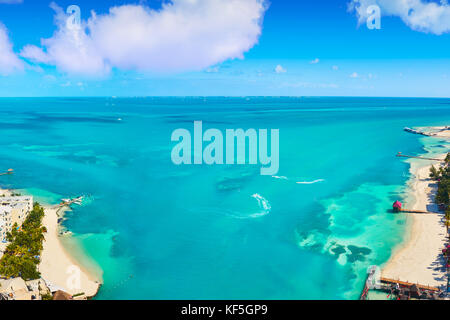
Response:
0,0,449,97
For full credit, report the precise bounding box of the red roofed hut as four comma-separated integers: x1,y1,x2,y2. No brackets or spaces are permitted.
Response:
393,201,402,213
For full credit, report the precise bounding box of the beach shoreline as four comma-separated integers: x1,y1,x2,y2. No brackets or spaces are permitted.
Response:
381,128,449,290
0,187,102,299
39,204,102,298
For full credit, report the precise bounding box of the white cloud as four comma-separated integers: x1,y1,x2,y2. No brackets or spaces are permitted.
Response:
309,58,320,64
275,64,287,73
20,3,111,76
332,65,339,70
350,72,359,78
21,0,267,75
205,66,220,73
0,23,23,75
349,0,450,34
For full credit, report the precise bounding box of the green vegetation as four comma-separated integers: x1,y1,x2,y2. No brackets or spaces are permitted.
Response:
72,292,85,298
0,203,47,280
429,153,450,229
41,293,53,300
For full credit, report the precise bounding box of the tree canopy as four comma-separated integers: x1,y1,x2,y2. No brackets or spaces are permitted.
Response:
0,203,46,280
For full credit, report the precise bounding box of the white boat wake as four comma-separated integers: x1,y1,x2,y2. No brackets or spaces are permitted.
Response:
296,179,325,185
272,175,325,185
251,193,271,218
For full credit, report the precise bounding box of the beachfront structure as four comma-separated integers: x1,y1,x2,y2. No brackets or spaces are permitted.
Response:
52,290,73,300
393,201,402,213
0,196,33,243
0,207,12,243
0,277,50,300
0,278,32,300
0,196,33,213
0,218,6,244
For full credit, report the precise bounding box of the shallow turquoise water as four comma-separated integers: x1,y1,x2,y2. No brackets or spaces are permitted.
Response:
0,97,449,299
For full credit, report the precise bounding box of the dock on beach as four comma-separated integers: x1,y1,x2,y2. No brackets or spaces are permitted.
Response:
53,196,84,209
361,276,442,300
404,127,433,136
399,209,430,214
404,126,450,138
392,200,432,214
396,152,443,161
380,277,440,292
360,266,378,300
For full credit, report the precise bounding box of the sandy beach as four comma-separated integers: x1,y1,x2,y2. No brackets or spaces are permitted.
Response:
382,157,448,289
419,126,450,138
1,185,101,299
39,206,101,298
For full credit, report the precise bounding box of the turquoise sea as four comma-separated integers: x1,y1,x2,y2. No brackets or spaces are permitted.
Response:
0,97,449,300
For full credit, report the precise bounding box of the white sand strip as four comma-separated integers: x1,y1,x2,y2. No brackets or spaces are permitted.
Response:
39,206,101,298
382,162,448,289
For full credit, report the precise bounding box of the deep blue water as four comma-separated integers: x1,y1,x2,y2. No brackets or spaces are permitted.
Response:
0,97,449,299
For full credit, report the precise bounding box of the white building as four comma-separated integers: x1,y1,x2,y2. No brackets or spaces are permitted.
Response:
0,218,6,244
0,277,50,300
0,195,33,244
0,207,12,244
0,196,33,213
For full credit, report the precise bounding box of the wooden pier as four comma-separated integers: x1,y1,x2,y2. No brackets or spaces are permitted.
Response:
360,274,441,300
380,277,440,292
380,277,441,300
399,209,430,214
404,127,432,136
360,266,378,300
393,201,432,214
396,152,443,161
53,196,84,209
360,283,370,300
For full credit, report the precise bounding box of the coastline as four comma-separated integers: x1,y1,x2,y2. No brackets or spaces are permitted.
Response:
0,186,102,299
381,130,449,290
39,205,102,298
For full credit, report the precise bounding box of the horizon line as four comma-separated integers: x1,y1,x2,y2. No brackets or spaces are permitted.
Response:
0,96,449,99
